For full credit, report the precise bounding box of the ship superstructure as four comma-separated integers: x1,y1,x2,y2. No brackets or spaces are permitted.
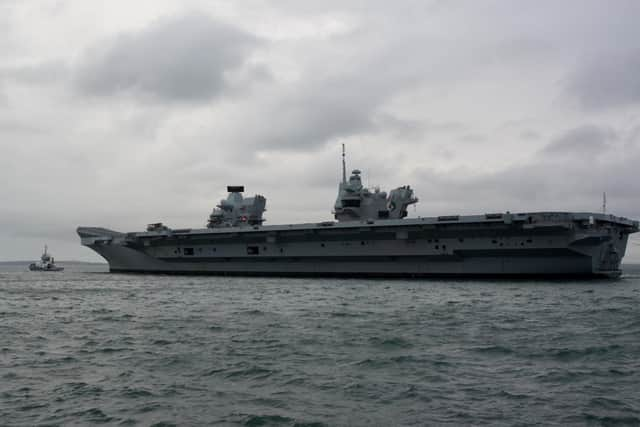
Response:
333,145,418,222
207,186,266,228
78,150,638,278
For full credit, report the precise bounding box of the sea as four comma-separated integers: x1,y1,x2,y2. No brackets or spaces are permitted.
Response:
1,262,639,426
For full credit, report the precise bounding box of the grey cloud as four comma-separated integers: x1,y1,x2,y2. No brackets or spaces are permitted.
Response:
520,130,540,141
239,41,478,152
567,50,640,110
407,122,640,218
458,134,486,143
74,13,262,102
0,118,45,134
236,4,588,154
541,125,616,156
0,3,12,53
411,150,640,219
629,125,640,146
404,120,640,219
244,74,388,151
373,114,426,139
0,60,68,85
491,37,552,62
183,1,640,155
3,218,77,241
374,114,467,139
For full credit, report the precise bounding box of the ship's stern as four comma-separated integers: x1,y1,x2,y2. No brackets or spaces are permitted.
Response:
569,215,639,277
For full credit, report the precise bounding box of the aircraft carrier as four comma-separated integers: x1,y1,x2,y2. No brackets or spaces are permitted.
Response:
78,149,639,278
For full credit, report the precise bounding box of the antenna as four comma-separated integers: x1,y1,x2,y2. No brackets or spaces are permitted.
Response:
602,192,607,214
341,143,347,184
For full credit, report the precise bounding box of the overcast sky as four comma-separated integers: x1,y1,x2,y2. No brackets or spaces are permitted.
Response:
2,0,640,262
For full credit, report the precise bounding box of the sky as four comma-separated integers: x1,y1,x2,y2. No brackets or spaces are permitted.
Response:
2,0,640,262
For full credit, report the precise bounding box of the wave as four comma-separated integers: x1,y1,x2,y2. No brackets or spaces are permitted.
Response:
580,413,640,426
471,345,515,355
225,366,276,380
368,336,413,348
120,387,155,399
244,414,293,426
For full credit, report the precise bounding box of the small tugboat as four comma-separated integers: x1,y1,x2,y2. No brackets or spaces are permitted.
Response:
29,245,64,271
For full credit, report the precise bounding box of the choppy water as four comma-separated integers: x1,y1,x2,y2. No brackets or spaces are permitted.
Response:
1,262,640,426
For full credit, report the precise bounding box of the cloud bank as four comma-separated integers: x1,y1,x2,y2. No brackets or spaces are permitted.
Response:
74,13,262,102
2,1,640,262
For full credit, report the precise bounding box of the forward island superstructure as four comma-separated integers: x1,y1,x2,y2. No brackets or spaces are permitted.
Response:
78,149,638,277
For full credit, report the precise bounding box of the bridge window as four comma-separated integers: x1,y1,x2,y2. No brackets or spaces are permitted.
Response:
247,246,259,255
342,199,361,207
184,248,194,256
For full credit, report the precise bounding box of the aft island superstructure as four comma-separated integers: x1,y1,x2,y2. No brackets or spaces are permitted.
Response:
78,149,638,278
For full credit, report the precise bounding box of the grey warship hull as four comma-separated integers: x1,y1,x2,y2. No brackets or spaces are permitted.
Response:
78,211,638,278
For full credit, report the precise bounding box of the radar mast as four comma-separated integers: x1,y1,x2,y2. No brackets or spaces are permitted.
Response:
342,143,347,184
